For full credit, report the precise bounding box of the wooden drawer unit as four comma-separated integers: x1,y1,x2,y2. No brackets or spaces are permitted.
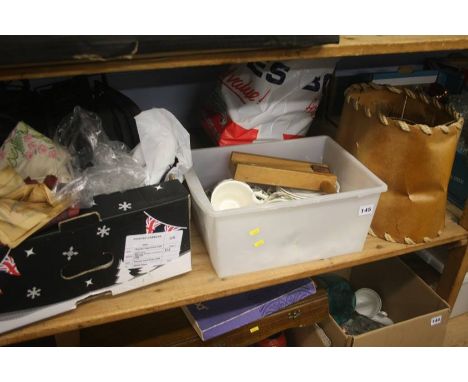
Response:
80,290,328,346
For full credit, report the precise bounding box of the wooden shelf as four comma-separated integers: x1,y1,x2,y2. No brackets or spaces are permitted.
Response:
1,36,468,81
1,36,467,347
0,208,466,346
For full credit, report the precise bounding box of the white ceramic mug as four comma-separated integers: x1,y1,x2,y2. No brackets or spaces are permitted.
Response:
354,288,382,318
211,179,263,211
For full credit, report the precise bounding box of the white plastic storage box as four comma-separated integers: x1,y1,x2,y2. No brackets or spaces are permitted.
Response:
185,136,387,277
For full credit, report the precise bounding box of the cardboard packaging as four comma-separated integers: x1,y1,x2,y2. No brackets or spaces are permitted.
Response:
287,323,331,347
182,278,316,341
0,180,191,333
318,258,450,346
337,83,463,244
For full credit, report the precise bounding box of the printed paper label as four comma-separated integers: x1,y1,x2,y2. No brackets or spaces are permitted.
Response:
431,315,442,326
124,231,183,269
359,204,375,216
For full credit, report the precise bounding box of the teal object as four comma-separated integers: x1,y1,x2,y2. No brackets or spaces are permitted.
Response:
316,275,356,325
448,150,468,209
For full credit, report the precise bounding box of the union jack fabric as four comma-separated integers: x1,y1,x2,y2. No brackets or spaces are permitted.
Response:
0,253,21,277
164,224,181,232
144,211,186,233
146,215,162,234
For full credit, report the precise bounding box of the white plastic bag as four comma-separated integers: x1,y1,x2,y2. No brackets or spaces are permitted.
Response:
202,59,336,146
133,108,192,185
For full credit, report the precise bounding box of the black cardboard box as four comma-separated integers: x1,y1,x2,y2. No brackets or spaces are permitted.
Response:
0,180,191,333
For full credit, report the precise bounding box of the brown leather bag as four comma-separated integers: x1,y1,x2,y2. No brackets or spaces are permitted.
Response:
337,83,463,244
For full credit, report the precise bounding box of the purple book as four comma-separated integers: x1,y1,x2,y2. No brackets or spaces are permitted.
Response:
182,278,316,341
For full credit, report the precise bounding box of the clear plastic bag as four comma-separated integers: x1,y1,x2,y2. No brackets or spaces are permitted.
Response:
54,106,146,207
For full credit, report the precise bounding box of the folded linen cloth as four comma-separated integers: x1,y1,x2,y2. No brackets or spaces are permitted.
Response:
0,121,72,183
0,166,71,248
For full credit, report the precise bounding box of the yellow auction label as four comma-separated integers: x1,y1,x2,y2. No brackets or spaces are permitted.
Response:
254,239,265,248
249,227,260,236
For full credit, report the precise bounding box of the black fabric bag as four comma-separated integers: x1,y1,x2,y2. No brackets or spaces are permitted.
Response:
93,79,141,149
0,76,141,149
0,81,43,143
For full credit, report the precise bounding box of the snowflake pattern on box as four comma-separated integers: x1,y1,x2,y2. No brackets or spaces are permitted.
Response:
62,246,78,261
195,303,209,311
26,287,41,299
97,225,111,238
118,201,132,211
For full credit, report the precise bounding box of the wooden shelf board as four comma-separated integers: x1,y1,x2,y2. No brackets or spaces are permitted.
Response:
0,209,466,346
1,36,468,81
